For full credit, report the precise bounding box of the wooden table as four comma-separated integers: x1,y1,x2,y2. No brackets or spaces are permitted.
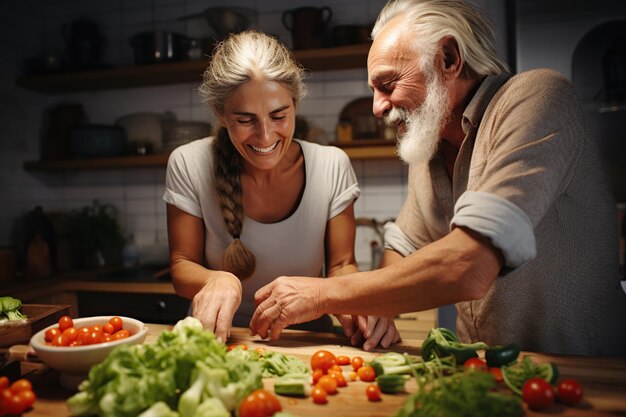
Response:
16,325,626,417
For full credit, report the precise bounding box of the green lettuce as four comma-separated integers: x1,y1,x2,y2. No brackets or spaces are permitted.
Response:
67,317,260,417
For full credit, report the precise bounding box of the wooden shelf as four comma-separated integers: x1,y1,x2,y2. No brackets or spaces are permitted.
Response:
332,140,398,160
23,153,171,171
22,141,397,171
16,44,371,94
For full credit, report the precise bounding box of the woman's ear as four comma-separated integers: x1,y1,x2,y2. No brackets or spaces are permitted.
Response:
439,36,463,80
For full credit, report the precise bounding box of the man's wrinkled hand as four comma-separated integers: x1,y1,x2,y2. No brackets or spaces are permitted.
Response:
249,276,326,341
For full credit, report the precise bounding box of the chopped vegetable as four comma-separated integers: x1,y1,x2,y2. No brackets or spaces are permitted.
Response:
376,374,408,394
485,343,520,367
501,355,559,396
66,317,262,417
420,328,488,364
274,373,311,397
0,296,27,323
370,352,423,376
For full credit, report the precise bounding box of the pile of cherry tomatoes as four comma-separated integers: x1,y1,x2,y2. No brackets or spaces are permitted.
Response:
44,316,131,347
0,376,36,416
309,349,381,404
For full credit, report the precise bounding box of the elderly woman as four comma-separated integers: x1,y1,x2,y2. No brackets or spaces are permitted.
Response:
163,30,400,350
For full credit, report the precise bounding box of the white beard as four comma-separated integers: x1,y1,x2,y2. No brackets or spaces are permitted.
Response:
385,71,450,165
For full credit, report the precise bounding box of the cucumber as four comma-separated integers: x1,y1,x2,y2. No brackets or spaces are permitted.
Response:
274,373,311,397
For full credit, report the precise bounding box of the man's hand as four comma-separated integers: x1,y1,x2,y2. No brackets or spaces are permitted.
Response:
250,276,326,340
335,315,401,351
192,272,242,342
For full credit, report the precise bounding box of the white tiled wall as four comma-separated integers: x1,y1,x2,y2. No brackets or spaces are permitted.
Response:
0,0,410,269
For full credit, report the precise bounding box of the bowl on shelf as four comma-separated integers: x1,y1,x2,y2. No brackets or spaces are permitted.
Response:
30,316,148,390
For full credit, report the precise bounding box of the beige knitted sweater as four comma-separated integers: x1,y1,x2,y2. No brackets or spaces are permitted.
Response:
387,69,626,356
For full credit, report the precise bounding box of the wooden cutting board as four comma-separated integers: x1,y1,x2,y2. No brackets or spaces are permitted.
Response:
0,304,71,348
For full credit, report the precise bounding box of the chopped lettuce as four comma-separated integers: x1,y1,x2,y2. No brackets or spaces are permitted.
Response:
67,317,261,417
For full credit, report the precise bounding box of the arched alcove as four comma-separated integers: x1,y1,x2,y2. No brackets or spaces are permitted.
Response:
572,20,626,202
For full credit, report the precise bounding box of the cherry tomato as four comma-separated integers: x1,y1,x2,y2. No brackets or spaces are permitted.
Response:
17,389,36,410
311,386,328,404
76,330,91,345
312,369,324,385
317,375,338,395
112,329,130,340
351,356,364,371
227,343,249,351
239,389,282,417
336,355,351,366
58,316,74,332
328,370,347,387
45,327,61,343
357,366,376,382
310,350,336,374
103,322,115,334
9,379,32,394
53,334,71,347
348,371,358,382
0,376,10,390
366,384,382,402
86,331,102,345
3,392,24,415
464,358,488,372
522,377,555,410
556,379,584,406
89,325,103,333
108,316,123,332
489,367,503,382
62,327,78,343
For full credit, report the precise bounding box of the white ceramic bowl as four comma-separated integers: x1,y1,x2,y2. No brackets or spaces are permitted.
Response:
30,316,148,375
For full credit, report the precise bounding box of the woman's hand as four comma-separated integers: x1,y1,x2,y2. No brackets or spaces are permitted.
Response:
192,271,242,342
335,315,401,351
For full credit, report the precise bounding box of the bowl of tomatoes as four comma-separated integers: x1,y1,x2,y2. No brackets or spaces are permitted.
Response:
30,316,148,380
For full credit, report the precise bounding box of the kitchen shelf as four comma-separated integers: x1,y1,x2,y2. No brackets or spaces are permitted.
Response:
22,141,398,171
16,43,371,94
22,153,171,171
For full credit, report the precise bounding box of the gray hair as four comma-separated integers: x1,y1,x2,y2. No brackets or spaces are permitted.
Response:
198,30,307,115
371,0,509,78
198,30,307,280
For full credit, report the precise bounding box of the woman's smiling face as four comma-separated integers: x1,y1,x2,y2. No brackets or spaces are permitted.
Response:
219,78,296,171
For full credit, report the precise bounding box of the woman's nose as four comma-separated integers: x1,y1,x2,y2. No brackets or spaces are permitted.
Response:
256,118,272,142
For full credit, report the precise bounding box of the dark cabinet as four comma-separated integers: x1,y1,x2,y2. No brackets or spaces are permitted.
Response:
77,291,189,324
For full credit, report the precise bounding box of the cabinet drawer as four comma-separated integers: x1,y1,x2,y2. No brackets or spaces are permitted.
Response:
77,292,189,324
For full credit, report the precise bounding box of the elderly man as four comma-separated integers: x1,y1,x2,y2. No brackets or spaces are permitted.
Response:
250,0,626,356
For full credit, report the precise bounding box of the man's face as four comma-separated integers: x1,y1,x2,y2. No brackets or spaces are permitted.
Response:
368,16,451,164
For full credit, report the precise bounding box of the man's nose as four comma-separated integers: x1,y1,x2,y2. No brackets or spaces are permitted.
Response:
372,90,391,118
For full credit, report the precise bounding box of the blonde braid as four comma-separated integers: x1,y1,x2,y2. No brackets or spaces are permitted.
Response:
213,128,256,279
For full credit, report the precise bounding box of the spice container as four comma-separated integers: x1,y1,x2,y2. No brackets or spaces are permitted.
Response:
336,118,352,143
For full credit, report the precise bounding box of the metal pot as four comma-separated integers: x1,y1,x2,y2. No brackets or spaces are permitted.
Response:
179,7,257,41
129,31,190,65
68,125,127,158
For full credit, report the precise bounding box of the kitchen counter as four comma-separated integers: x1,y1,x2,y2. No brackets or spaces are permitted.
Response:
16,325,626,417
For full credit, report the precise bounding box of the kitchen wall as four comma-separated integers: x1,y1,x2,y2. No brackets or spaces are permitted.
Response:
0,0,508,271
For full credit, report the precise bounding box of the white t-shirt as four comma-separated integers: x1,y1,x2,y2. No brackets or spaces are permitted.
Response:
163,137,360,325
